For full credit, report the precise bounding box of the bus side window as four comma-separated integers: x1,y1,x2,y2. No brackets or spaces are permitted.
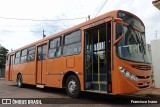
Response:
37,44,47,60
63,30,81,56
42,45,47,59
48,37,61,58
15,51,20,64
20,48,27,63
38,46,42,60
27,46,35,62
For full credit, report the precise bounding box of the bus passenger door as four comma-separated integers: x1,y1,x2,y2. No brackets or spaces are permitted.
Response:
84,22,112,93
36,44,47,85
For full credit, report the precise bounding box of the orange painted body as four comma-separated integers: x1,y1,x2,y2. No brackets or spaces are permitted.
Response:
5,10,152,95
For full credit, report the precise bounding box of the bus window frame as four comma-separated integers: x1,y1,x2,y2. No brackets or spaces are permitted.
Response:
6,55,9,66
27,46,36,62
62,29,82,56
48,36,62,59
14,51,21,64
37,44,47,61
20,48,28,63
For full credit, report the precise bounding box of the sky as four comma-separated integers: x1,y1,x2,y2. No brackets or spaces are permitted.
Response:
0,0,160,51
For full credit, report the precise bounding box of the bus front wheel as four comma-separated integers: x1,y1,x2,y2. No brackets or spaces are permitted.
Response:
66,75,81,98
17,74,23,88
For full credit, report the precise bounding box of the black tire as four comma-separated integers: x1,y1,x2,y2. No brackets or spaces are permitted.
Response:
66,75,81,98
17,74,23,88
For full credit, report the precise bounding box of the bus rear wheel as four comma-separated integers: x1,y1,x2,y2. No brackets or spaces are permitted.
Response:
66,75,81,98
17,74,23,88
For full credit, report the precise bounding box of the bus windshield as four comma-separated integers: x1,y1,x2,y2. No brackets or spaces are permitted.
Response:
116,12,151,63
116,25,151,63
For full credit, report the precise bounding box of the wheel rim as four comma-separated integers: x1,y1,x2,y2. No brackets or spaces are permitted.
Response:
18,78,21,86
68,79,77,94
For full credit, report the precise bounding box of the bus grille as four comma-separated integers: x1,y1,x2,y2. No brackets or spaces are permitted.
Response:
138,82,150,89
131,64,151,70
138,85,149,89
137,76,150,79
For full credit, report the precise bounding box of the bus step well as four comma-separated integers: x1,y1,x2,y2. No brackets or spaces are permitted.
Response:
36,84,44,88
91,81,107,91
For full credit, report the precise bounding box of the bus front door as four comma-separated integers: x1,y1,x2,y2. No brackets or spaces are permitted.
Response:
84,22,112,93
36,44,47,85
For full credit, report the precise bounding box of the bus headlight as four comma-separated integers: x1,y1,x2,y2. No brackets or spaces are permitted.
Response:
119,66,138,81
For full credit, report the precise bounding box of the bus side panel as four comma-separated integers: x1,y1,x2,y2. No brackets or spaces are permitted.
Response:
53,58,65,87
77,75,84,91
22,62,36,84
46,59,54,87
12,75,17,82
5,66,9,80
23,75,36,85
64,55,84,91
46,54,84,90
46,75,63,88
46,58,65,88
21,63,27,83
12,64,21,82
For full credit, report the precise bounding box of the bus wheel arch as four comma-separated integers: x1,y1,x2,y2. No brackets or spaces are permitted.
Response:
62,71,81,98
17,73,23,88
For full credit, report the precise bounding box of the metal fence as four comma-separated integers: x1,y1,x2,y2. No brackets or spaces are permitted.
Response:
0,68,5,78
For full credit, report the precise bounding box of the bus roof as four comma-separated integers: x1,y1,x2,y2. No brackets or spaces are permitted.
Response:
8,10,142,55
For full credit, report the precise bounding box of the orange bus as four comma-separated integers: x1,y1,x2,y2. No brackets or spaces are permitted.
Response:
5,10,152,98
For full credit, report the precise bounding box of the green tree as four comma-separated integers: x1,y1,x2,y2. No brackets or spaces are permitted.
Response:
0,45,8,68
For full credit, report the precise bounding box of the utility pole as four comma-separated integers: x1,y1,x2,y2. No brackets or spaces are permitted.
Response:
43,30,45,38
88,15,90,20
